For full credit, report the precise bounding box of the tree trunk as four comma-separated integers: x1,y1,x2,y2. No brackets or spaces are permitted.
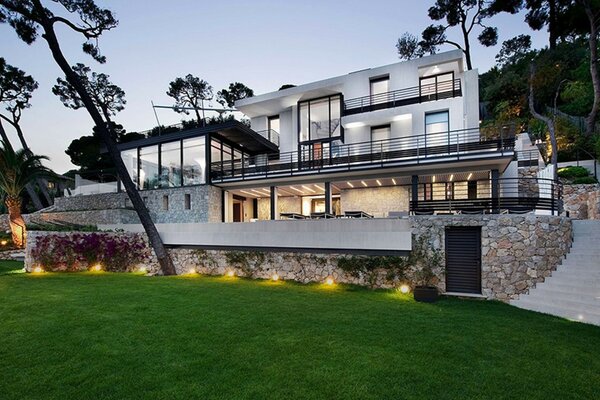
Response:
460,19,473,70
583,0,600,137
37,12,176,275
548,0,558,49
529,65,558,180
5,196,26,248
0,119,45,210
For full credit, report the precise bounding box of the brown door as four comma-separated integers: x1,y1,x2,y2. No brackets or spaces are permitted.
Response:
233,202,242,222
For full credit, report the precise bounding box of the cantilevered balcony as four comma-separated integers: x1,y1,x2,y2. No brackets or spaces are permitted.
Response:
210,127,515,183
343,79,462,116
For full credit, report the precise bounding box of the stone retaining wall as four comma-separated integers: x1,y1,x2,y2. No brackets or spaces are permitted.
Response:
563,184,600,220
23,215,572,302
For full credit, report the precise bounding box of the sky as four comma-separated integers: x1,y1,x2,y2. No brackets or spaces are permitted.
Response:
0,0,548,174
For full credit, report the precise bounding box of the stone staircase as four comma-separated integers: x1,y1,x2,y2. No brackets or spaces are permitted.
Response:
511,220,600,326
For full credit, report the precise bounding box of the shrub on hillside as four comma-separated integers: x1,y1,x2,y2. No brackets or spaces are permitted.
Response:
558,166,590,179
572,176,598,184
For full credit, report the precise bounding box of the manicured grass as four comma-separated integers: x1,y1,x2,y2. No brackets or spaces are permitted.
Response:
1,261,599,399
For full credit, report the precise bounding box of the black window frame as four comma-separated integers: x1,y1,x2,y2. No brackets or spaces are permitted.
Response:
419,71,455,99
297,93,344,146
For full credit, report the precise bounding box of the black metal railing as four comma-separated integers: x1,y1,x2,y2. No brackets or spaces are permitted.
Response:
516,149,541,167
255,129,280,147
409,177,562,215
210,127,515,182
344,79,462,116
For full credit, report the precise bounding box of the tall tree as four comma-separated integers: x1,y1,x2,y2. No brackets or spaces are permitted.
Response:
0,57,51,208
166,75,213,124
0,141,54,247
216,82,254,108
0,0,176,275
495,34,532,67
579,0,600,136
396,0,520,70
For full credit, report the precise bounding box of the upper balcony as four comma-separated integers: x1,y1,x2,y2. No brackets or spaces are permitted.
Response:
343,78,462,116
210,126,515,185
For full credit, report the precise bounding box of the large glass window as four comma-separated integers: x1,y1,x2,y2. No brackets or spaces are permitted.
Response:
425,111,449,147
420,72,454,98
298,94,343,143
183,138,206,185
370,76,389,105
160,141,181,188
139,145,159,190
121,149,138,188
371,125,391,153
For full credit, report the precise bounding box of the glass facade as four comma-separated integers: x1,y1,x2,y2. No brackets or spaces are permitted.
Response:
120,135,210,190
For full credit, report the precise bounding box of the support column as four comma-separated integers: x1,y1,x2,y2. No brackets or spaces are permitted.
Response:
411,175,419,214
270,186,278,220
491,169,499,214
324,182,332,215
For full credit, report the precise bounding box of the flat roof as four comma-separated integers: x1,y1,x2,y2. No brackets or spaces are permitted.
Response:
117,120,278,154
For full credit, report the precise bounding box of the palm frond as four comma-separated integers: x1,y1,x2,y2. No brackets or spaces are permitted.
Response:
0,140,55,198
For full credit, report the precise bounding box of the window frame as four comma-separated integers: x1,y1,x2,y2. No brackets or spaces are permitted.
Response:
297,93,344,146
419,71,455,99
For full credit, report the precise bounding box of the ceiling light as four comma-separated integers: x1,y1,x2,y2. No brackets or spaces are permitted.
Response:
393,113,411,121
361,181,368,187
449,174,454,182
376,180,382,186
314,184,324,191
347,182,354,188
467,173,473,180
302,185,315,193
432,176,436,183
345,122,365,129
392,178,397,185
289,186,304,194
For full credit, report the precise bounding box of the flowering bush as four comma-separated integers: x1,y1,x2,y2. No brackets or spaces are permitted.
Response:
31,232,152,272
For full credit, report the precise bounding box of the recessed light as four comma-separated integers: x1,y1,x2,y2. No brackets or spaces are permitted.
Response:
432,176,436,183
347,182,354,188
361,181,368,187
302,185,315,193
392,178,397,185
376,180,382,186
467,173,473,180
449,174,454,182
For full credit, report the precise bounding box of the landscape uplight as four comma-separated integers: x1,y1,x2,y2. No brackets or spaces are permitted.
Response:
399,284,410,294
1,240,7,246
272,273,279,281
325,277,335,286
226,270,235,277
32,266,44,274
91,264,102,272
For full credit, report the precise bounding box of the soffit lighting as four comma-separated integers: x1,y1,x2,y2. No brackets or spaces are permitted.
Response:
467,173,473,180
449,174,454,182
432,176,436,183
302,185,316,193
361,181,368,187
393,113,411,121
289,186,304,194
376,180,382,186
314,184,325,191
392,178,397,185
347,182,354,188
345,122,365,129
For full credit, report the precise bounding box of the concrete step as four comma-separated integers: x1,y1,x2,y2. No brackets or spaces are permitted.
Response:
532,284,600,298
516,292,600,311
525,288,600,305
537,281,600,296
512,298,600,326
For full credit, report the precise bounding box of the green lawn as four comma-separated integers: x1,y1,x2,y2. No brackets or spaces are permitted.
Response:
1,261,599,400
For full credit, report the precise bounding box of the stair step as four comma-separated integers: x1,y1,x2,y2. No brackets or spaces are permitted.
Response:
516,292,600,311
512,299,600,326
525,287,600,304
539,281,600,295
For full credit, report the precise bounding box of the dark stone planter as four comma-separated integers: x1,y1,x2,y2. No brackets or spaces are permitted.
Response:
414,286,439,303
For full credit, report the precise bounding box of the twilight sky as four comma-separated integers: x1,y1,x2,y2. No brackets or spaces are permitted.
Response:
0,0,546,174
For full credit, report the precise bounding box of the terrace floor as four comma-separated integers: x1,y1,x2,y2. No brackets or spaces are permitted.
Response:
1,261,599,399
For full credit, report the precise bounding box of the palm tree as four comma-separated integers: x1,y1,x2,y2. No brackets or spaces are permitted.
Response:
0,141,54,247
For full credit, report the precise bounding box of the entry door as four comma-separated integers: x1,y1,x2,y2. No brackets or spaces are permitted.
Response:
233,202,242,222
445,227,481,294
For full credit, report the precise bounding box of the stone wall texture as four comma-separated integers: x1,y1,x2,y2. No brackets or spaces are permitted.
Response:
340,186,409,217
24,215,572,302
563,184,600,220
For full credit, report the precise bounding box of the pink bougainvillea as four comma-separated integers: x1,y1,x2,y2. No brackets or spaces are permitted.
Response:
31,233,151,272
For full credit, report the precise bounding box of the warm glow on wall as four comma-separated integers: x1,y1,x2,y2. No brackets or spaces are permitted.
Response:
188,267,197,275
32,266,44,274
0,240,7,246
138,266,147,274
399,284,410,294
91,264,102,272
226,270,235,277
272,273,279,281
325,277,335,286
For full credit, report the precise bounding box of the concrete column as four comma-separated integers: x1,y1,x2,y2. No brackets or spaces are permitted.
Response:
270,186,278,220
491,169,499,214
324,182,332,215
411,175,419,213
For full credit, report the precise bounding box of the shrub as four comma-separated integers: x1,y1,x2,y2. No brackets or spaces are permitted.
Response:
337,256,409,287
572,176,598,184
558,166,590,178
31,232,151,272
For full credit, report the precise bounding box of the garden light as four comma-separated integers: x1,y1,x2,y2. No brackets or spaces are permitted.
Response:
91,264,102,272
138,266,147,273
272,273,279,281
32,266,44,274
1,240,7,246
325,277,334,286
399,284,410,294
226,270,235,277
188,267,197,275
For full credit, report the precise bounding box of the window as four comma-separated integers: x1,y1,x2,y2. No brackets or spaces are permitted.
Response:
184,194,191,210
162,195,169,211
423,183,433,201
425,111,449,146
160,141,181,188
371,125,391,152
419,72,454,99
468,180,478,199
298,95,343,143
139,145,159,190
182,138,206,185
370,76,389,105
268,115,280,134
121,149,138,188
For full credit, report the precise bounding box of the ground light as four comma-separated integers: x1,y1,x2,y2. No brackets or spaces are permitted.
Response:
399,284,410,294
90,264,102,272
187,267,197,275
226,270,235,277
138,266,147,274
32,266,44,274
325,277,335,286
1,240,7,246
272,273,279,281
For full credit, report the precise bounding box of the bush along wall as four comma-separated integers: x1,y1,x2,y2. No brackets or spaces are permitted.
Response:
27,231,151,272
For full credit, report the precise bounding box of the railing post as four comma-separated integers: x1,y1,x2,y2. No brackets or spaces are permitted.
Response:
551,180,556,216
491,170,500,214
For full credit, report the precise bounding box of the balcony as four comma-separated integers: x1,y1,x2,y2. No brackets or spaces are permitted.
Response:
343,79,462,116
255,129,280,147
210,127,515,183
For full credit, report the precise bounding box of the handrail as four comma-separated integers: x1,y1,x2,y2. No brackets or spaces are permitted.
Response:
210,127,516,182
255,129,280,147
344,79,462,115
